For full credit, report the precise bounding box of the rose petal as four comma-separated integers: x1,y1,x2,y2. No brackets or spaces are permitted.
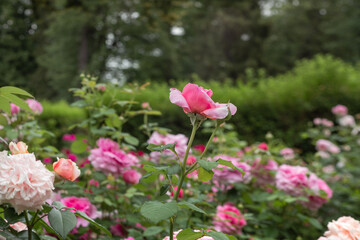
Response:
182,83,215,113
169,88,191,113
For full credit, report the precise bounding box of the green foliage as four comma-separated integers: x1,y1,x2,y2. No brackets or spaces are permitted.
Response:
48,208,77,239
140,201,178,223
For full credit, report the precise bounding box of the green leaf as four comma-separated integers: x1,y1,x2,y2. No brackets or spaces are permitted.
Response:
160,184,170,196
4,208,24,224
140,201,178,223
52,201,67,210
207,232,230,240
147,143,176,152
40,235,58,240
0,115,7,126
48,209,76,238
124,135,139,146
197,159,218,171
171,175,178,184
216,158,245,176
177,201,207,215
176,228,203,240
1,93,31,112
143,226,163,237
37,218,64,240
198,167,213,182
0,96,11,113
308,218,322,230
70,140,88,154
75,211,112,237
0,86,33,98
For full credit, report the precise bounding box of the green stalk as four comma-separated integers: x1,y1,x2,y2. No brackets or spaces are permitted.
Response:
200,123,220,159
24,211,32,240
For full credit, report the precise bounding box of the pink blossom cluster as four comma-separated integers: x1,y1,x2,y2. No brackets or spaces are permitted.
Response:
313,118,334,127
26,99,43,115
318,216,360,240
147,132,188,163
316,139,340,158
163,230,214,240
251,158,278,185
276,164,332,209
332,104,348,116
0,151,54,213
339,115,356,127
60,196,100,228
213,203,247,235
212,155,252,185
280,148,295,160
89,138,139,177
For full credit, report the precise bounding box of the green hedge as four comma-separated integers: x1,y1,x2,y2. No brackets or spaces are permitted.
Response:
39,55,360,148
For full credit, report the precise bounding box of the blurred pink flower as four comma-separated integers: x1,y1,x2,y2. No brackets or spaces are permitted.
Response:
280,148,295,160
141,102,150,109
332,104,348,116
302,173,332,210
147,132,188,163
318,216,360,240
110,223,126,237
316,139,340,154
186,155,197,165
67,153,77,162
26,99,43,115
258,142,268,151
60,196,100,228
171,186,184,199
88,179,99,187
339,115,356,127
89,138,139,176
122,170,141,185
213,203,247,235
275,164,308,196
10,104,20,115
0,151,54,213
193,144,205,153
169,83,237,119
251,158,278,185
43,158,52,164
62,134,76,142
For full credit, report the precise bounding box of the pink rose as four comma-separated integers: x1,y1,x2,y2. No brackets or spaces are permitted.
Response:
171,186,184,199
10,104,20,115
313,118,322,125
122,170,141,184
280,148,295,160
339,115,356,127
26,99,43,114
302,173,332,210
60,196,100,228
186,155,197,165
258,142,268,151
331,104,348,116
316,139,340,154
193,144,205,153
319,216,360,240
53,158,81,181
213,203,247,235
251,158,278,185
169,83,237,119
275,164,308,196
141,102,150,109
62,134,76,142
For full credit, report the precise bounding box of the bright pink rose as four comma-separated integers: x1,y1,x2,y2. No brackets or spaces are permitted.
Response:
10,104,20,115
60,196,100,228
26,99,43,114
332,104,348,116
89,138,139,176
122,237,135,240
43,158,52,164
53,158,80,181
251,158,278,185
171,186,184,199
0,151,54,213
147,132,188,163
319,216,360,240
62,134,76,142
258,142,268,151
280,148,295,160
302,173,332,210
212,155,252,185
213,203,247,235
186,155,197,165
275,164,308,196
193,144,205,153
169,83,237,119
122,170,141,184
67,153,77,162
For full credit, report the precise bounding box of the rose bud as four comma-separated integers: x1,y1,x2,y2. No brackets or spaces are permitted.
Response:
9,142,29,155
53,158,81,181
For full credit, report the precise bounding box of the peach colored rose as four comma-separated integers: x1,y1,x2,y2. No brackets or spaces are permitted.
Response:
319,216,360,240
9,142,28,155
53,158,81,181
169,83,237,119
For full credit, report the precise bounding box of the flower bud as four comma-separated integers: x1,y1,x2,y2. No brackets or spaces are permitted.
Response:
53,158,80,181
9,142,28,155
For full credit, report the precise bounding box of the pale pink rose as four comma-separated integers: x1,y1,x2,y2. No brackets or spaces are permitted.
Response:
332,104,348,116
316,139,340,154
89,138,139,176
251,158,278,185
60,196,100,228
147,132,188,163
62,134,76,142
97,85,106,92
122,170,141,184
53,158,80,181
280,148,295,160
10,222,27,232
0,151,54,213
163,230,214,240
141,102,150,109
26,99,43,114
9,141,28,155
319,216,360,240
339,115,356,127
212,155,252,185
318,151,330,159
275,164,308,196
313,118,322,125
213,203,247,235
10,104,20,115
258,142,268,151
169,83,237,119
302,173,332,210
321,119,334,127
